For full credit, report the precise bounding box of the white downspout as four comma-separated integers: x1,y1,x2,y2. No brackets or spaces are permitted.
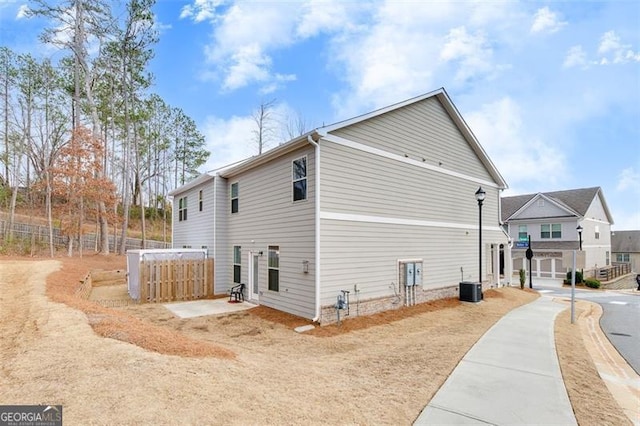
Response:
308,134,321,322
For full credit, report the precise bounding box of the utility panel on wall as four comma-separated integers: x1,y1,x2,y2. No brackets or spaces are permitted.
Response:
401,261,423,286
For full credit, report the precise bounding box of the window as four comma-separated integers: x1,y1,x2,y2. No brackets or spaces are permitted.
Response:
606,251,610,266
518,225,528,241
541,223,561,239
537,199,545,207
178,196,187,221
268,245,279,291
231,182,239,213
292,157,307,201
616,253,630,262
199,190,203,212
233,246,241,283
595,225,600,240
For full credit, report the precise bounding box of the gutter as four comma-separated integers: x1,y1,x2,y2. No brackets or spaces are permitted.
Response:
307,133,321,322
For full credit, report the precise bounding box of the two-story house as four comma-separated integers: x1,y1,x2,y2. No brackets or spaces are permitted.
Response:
169,88,510,323
501,187,614,281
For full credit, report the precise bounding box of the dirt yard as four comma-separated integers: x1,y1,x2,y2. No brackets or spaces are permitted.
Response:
0,256,630,425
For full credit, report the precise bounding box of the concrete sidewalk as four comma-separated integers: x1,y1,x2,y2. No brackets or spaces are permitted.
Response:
414,297,576,425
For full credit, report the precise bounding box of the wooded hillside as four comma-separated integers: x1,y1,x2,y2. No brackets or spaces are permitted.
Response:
0,0,209,256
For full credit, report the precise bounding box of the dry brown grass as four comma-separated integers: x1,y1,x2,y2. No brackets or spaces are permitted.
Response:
1,255,632,425
555,304,632,425
44,254,234,359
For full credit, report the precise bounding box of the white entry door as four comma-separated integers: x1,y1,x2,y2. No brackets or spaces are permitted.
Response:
248,253,260,301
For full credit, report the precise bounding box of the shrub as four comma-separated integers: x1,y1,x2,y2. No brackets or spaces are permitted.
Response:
585,278,601,289
519,269,526,289
566,270,583,284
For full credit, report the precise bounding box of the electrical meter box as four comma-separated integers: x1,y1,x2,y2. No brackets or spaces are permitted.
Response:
401,261,423,286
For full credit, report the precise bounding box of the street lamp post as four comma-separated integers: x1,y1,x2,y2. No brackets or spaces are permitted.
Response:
475,187,486,284
576,225,583,250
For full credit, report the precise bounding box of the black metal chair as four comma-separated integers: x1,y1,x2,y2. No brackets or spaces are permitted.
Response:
229,283,245,302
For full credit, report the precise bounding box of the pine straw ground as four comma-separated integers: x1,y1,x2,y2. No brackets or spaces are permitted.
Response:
0,254,630,425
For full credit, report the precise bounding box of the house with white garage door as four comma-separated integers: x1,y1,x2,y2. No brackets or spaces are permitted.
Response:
169,88,511,324
501,187,614,281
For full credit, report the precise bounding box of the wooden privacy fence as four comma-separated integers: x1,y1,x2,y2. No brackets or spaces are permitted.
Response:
139,258,214,303
592,263,631,282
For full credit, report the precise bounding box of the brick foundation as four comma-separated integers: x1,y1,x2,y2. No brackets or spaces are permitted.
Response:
320,284,461,325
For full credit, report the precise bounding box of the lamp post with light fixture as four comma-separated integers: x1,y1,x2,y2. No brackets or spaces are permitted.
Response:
576,225,583,250
475,187,486,284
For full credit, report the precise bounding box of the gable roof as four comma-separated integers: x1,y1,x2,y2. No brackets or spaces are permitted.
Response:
611,230,640,253
168,173,214,197
221,88,507,188
501,187,613,222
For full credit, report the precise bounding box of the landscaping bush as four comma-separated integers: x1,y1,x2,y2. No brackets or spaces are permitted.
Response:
519,269,526,289
585,278,601,289
566,270,583,284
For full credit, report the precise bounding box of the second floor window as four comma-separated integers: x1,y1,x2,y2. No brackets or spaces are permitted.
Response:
518,225,527,241
541,223,561,239
199,190,203,211
292,157,307,201
231,182,239,213
595,226,600,239
178,196,187,221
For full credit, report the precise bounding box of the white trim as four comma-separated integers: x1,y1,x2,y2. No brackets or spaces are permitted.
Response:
248,251,259,302
583,217,611,225
320,133,500,189
320,211,503,232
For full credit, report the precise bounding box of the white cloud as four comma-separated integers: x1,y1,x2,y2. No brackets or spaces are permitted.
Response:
200,1,303,92
466,97,566,189
616,167,640,193
563,45,587,68
597,30,640,64
439,26,502,83
180,0,223,23
200,114,256,172
199,102,301,172
16,4,29,19
530,7,567,34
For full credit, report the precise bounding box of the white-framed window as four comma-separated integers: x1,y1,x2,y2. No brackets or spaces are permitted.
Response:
537,199,545,207
233,246,241,283
292,157,307,202
595,225,600,239
178,196,187,221
231,182,239,213
541,223,561,239
518,225,528,241
616,253,630,262
199,189,203,212
606,251,610,266
268,245,279,291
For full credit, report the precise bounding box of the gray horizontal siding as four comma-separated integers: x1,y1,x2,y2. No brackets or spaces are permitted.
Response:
227,145,316,319
172,181,216,254
319,140,501,227
320,219,507,305
330,96,493,182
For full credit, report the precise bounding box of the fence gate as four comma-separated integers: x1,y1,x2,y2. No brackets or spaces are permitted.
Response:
139,258,214,303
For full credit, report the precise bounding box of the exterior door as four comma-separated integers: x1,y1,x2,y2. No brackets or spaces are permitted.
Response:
248,253,260,301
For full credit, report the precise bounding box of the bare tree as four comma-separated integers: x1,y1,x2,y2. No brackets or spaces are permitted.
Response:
252,98,277,154
283,109,309,140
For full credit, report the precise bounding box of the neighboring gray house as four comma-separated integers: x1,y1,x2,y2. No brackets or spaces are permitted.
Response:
169,88,510,323
611,230,640,273
501,187,614,280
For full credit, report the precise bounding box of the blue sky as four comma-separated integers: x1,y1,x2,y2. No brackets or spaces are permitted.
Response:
1,0,639,230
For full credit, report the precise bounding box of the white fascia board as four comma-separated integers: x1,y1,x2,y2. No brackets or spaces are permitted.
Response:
168,173,215,197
